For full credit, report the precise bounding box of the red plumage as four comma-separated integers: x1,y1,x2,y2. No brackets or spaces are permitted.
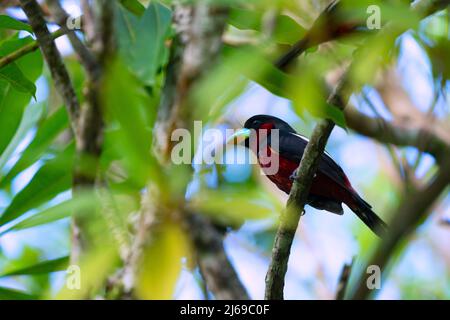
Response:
243,115,388,237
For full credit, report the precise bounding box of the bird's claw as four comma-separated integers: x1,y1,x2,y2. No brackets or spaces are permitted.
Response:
289,172,317,181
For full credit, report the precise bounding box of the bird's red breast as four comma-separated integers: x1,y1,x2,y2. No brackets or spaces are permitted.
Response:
258,145,357,208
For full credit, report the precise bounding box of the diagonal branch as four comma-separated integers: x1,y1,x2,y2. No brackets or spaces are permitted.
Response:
154,2,249,300
19,0,80,128
335,258,355,300
264,0,450,300
265,77,350,300
349,157,450,300
344,106,450,161
187,213,249,300
0,28,66,69
45,0,98,76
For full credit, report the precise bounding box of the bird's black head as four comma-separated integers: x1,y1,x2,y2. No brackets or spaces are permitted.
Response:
244,115,297,133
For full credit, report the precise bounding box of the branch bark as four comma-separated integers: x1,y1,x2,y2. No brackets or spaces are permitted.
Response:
153,2,249,300
335,258,354,300
46,0,98,75
20,0,113,264
264,0,450,300
344,106,450,161
0,28,66,69
71,0,113,263
265,78,350,300
19,0,80,128
187,213,249,300
349,157,450,299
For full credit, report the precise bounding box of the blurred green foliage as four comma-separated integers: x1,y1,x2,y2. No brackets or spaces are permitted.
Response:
0,0,447,300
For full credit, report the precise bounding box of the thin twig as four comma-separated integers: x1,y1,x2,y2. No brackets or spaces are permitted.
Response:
360,91,411,186
335,258,355,300
350,157,450,299
45,0,98,76
0,28,66,70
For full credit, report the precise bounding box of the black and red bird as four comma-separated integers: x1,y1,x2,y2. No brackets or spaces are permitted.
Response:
231,115,388,237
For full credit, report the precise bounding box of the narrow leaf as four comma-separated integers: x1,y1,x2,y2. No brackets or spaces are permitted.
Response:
1,107,69,187
0,35,43,156
1,191,97,234
0,102,45,172
0,62,36,96
135,220,191,299
0,143,74,227
119,0,145,16
115,2,172,85
0,256,69,277
0,286,36,300
0,15,33,33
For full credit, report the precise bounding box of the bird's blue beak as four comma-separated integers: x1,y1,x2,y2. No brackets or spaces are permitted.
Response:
227,128,251,145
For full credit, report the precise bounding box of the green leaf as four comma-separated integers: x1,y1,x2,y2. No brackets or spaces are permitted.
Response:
115,1,172,86
1,191,97,234
0,15,33,33
0,36,43,80
195,45,346,127
273,15,306,45
0,35,43,156
135,220,191,299
0,256,69,277
189,189,279,227
229,8,306,45
0,102,45,172
0,107,69,187
229,8,261,30
57,247,119,299
119,0,145,16
0,143,74,227
0,62,37,96
101,59,160,187
0,286,37,300
0,35,40,96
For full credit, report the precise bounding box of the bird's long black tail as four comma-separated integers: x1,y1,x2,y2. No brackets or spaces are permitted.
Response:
349,194,388,238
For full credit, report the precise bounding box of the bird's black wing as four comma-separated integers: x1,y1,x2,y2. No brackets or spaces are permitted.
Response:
273,130,350,190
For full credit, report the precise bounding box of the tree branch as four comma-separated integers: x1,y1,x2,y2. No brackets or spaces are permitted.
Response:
264,0,450,300
265,79,350,300
71,0,114,263
344,106,450,161
187,213,249,300
335,258,355,300
349,157,450,299
45,0,98,76
153,2,249,300
0,28,66,70
19,0,80,127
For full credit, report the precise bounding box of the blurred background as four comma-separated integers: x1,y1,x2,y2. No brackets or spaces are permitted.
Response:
0,0,448,299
